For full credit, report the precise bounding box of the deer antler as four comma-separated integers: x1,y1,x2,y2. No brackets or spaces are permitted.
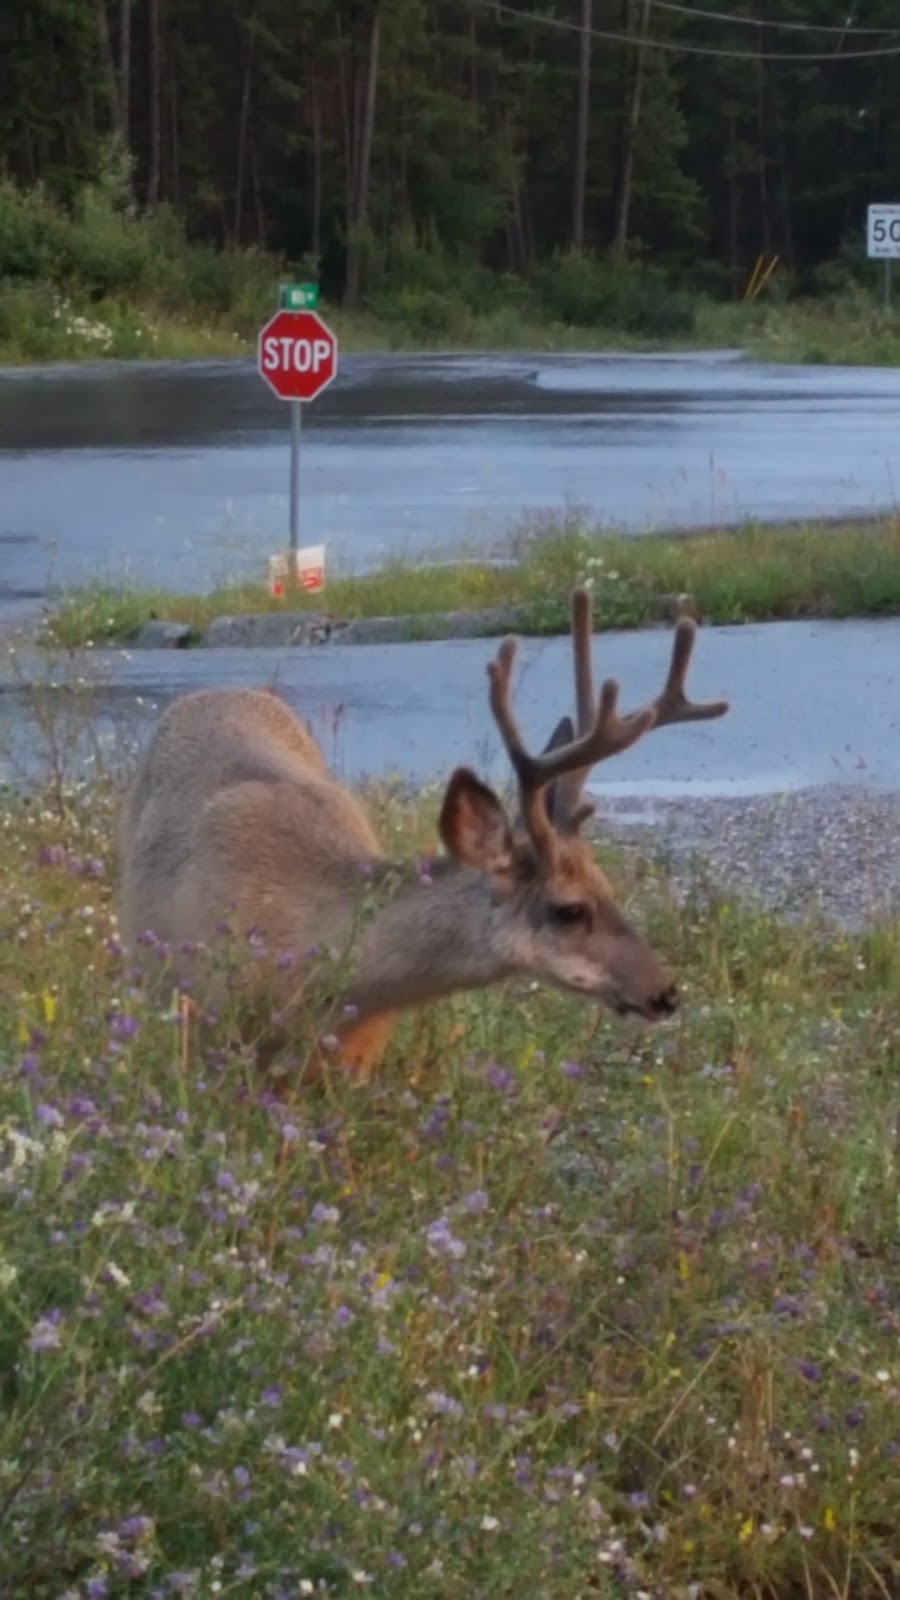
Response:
551,587,730,832
486,634,657,858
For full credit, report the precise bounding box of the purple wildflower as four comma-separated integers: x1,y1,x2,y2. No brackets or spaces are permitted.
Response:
560,1059,585,1080
485,1061,515,1094
28,1311,64,1352
425,1217,467,1259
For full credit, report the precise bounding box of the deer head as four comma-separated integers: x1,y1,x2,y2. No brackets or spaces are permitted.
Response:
434,588,730,1021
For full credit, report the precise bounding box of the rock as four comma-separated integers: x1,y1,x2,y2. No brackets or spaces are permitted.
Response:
336,606,525,645
199,607,524,649
133,620,194,649
202,612,335,648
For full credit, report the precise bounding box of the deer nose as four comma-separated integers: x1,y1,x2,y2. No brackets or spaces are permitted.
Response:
648,982,679,1019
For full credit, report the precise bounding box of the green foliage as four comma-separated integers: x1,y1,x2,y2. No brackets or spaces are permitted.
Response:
0,183,65,281
1,0,900,361
0,169,284,361
4,0,899,323
42,515,900,648
530,250,697,337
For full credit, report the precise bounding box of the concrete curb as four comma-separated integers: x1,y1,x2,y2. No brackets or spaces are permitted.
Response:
130,594,694,650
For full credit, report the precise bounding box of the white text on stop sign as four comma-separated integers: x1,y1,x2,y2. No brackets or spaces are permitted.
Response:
261,335,332,374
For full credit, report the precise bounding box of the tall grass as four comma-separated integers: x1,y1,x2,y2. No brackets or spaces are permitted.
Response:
3,745,900,1594
42,513,900,648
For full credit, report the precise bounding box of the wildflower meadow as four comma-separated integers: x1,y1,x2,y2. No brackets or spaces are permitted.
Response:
2,730,900,1597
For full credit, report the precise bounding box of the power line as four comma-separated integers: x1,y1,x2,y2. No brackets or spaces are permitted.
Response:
465,0,900,61
638,0,899,37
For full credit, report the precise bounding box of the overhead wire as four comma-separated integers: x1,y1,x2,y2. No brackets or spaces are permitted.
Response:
463,0,900,61
625,0,899,36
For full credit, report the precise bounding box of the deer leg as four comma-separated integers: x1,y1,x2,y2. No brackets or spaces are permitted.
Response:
334,1010,399,1080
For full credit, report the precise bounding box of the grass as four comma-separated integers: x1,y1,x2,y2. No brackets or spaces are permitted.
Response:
41,512,900,649
0,280,666,367
698,288,900,368
4,748,900,1595
7,281,900,370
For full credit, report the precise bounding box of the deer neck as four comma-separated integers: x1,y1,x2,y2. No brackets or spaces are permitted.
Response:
337,854,515,1021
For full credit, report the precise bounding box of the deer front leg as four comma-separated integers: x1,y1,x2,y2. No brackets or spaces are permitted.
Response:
333,1010,400,1080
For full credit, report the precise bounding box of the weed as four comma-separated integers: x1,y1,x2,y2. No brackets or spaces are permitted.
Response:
40,513,900,648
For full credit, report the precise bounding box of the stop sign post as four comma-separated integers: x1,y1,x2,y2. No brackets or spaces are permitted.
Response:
257,303,338,573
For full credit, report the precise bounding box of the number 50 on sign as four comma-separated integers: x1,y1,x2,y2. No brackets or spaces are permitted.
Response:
867,204,900,259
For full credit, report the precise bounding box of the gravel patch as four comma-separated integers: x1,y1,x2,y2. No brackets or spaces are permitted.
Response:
594,785,900,930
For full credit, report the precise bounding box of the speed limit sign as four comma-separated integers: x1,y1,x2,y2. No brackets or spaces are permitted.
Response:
867,204,900,260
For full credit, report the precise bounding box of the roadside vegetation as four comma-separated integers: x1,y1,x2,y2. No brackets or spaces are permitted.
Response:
2,166,900,368
3,743,900,1596
42,513,900,649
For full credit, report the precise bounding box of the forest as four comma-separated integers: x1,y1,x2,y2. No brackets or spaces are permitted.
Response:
2,1,900,349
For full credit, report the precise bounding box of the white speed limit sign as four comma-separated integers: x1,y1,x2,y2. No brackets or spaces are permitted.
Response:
867,204,900,260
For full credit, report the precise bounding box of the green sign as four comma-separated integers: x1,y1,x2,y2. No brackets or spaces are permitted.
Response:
279,282,319,310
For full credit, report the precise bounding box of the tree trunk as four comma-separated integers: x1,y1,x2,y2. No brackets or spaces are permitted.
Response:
119,0,131,145
94,0,121,134
311,80,323,264
571,0,591,250
169,61,180,205
611,0,650,259
234,28,254,243
345,6,381,308
504,118,528,272
251,129,266,248
727,114,739,299
775,106,794,273
756,46,771,257
147,0,162,204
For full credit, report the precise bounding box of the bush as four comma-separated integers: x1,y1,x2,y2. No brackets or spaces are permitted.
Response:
0,181,66,282
529,248,696,337
375,285,473,341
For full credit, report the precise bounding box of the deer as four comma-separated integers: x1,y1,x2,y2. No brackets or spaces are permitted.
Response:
117,587,729,1083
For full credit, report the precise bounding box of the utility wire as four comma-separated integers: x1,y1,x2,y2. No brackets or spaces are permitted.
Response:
633,0,898,37
465,0,900,60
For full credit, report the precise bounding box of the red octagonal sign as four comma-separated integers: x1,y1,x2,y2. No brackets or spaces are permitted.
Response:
257,308,338,402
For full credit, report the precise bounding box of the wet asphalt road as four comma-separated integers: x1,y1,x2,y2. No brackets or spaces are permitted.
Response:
3,616,899,798
3,349,900,623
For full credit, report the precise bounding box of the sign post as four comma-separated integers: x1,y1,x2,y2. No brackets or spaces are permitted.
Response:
866,203,900,309
289,400,301,553
257,299,338,585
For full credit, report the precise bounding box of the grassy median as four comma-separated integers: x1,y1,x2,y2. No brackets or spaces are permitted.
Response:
41,513,900,649
3,764,900,1595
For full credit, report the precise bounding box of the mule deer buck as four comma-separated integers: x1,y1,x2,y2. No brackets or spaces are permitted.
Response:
118,588,728,1080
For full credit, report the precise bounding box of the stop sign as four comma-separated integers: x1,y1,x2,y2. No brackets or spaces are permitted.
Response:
257,309,338,402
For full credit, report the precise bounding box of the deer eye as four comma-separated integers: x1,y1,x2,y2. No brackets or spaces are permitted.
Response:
551,902,589,927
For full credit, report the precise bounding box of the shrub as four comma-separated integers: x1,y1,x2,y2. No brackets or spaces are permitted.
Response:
0,181,65,282
529,249,696,337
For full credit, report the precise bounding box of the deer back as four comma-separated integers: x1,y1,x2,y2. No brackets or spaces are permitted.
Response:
118,688,384,989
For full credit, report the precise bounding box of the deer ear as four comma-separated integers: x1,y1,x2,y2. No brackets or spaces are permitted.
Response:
439,768,515,873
